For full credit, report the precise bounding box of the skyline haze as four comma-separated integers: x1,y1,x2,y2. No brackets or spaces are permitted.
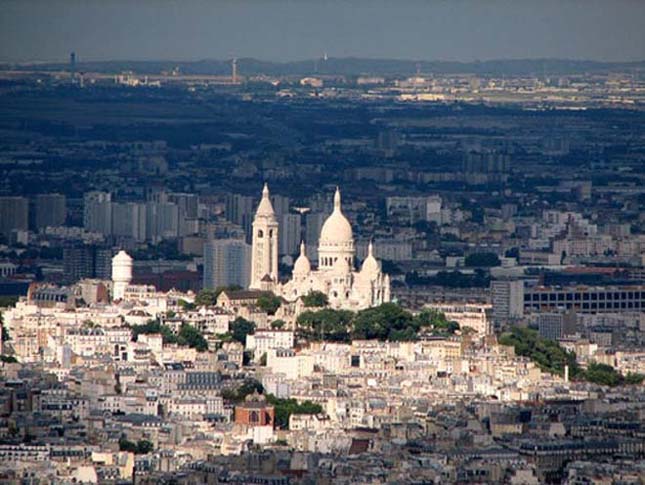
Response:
1,0,645,64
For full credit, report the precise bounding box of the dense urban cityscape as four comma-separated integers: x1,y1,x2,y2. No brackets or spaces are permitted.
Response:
0,34,644,485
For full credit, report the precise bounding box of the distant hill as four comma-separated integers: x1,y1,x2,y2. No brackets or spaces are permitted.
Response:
2,57,645,77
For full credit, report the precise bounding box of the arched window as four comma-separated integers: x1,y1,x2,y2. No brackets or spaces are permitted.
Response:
250,410,259,423
269,229,273,237
258,230,264,238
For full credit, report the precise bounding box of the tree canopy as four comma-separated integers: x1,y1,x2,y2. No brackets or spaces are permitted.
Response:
499,327,578,377
297,308,354,342
296,304,458,343
229,317,256,345
499,327,644,386
221,378,264,402
119,438,154,454
256,292,282,315
131,320,207,352
194,285,242,307
265,394,323,429
301,291,329,308
465,252,501,267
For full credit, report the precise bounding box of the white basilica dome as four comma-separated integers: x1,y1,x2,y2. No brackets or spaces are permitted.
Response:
319,187,353,245
293,242,311,274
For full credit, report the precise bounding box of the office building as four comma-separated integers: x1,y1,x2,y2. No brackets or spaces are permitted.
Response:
0,197,29,237
33,194,66,230
83,191,112,235
491,279,525,326
203,239,252,290
279,213,301,256
524,285,645,314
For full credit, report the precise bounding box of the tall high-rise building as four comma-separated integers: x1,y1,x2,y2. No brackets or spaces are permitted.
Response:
0,197,29,238
280,213,302,256
168,192,199,236
34,194,66,230
111,202,146,242
225,194,255,226
145,201,179,242
94,247,116,279
491,279,524,327
203,239,251,290
270,194,290,217
63,245,116,283
250,184,279,289
305,212,326,263
63,245,95,283
84,191,112,235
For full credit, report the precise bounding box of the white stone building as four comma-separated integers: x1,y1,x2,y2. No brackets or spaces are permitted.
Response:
250,185,390,310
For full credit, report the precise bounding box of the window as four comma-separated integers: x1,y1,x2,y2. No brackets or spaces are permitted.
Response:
258,230,264,238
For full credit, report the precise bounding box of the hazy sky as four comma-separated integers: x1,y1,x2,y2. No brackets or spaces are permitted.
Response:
1,0,644,63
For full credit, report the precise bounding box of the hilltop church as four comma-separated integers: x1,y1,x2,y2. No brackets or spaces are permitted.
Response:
249,184,390,310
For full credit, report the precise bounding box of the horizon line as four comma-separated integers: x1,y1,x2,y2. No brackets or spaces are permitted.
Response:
2,55,645,67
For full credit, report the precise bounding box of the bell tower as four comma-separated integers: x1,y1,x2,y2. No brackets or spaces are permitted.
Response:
250,183,279,289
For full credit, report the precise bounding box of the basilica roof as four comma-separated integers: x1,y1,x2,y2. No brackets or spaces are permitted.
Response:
293,241,311,274
319,187,353,245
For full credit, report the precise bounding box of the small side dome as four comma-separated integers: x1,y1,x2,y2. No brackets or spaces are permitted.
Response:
293,242,311,275
361,241,381,275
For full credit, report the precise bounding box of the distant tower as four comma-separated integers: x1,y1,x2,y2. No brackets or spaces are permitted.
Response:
250,184,279,289
232,58,238,84
111,250,133,300
70,52,76,72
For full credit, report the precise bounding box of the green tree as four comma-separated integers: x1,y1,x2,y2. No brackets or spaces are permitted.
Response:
465,252,501,267
265,394,323,429
119,437,137,453
301,291,329,308
230,317,256,345
222,378,264,402
131,320,207,351
257,292,282,315
270,319,286,329
194,289,220,307
136,439,154,454
178,299,196,311
352,303,417,341
499,327,580,378
177,323,208,352
624,372,645,385
130,320,178,345
297,309,353,342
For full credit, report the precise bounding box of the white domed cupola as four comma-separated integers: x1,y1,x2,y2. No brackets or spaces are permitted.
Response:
293,241,311,276
360,241,381,278
318,187,355,270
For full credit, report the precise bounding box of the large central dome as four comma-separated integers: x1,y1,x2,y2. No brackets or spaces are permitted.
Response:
319,187,353,244
318,188,355,270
